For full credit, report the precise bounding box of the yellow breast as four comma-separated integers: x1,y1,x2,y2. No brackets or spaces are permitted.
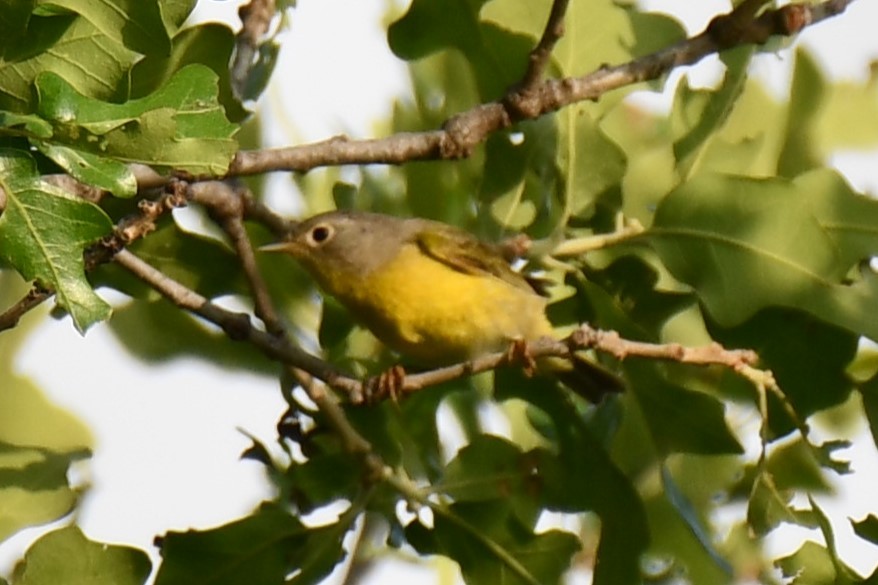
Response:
327,243,552,365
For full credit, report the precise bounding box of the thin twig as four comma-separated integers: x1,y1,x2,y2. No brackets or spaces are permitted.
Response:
392,324,763,400
190,181,286,335
550,219,645,257
518,0,570,90
0,285,51,332
111,247,355,388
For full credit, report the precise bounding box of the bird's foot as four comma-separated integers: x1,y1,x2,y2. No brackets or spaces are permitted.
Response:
364,364,407,404
505,338,537,377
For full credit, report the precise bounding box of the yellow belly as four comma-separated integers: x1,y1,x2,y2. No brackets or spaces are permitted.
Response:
329,244,551,365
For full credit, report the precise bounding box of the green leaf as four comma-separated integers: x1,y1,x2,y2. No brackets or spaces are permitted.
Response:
482,0,684,80
576,277,743,455
747,473,818,537
816,73,878,151
34,142,137,197
105,299,275,375
35,0,171,56
773,497,864,584
158,0,197,33
0,15,137,112
812,440,851,475
12,525,151,585
649,170,878,340
851,514,878,546
0,149,112,332
0,0,34,49
117,218,244,299
285,453,360,514
672,46,754,179
480,119,562,233
765,438,834,492
155,503,350,585
0,112,53,139
709,308,856,438
35,65,238,175
775,541,840,585
129,23,247,123
626,362,744,455
0,309,93,543
440,435,527,501
426,500,579,585
388,0,532,100
533,401,648,585
660,465,733,578
860,374,878,453
558,105,627,221
440,435,541,527
778,49,826,177
0,442,88,543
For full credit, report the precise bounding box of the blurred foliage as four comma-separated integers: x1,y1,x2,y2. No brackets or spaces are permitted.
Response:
2,1,878,585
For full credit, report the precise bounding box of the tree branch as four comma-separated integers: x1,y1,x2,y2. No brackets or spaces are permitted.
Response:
216,0,853,178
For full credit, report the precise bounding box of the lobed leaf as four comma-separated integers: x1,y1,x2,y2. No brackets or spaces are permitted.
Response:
0,15,137,112
36,0,172,56
155,503,351,585
649,170,878,341
0,149,112,332
12,525,150,585
129,23,247,123
409,499,580,585
0,442,87,544
747,473,818,537
851,514,878,547
35,65,238,176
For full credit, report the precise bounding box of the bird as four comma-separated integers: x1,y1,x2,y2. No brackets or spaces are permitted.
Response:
261,210,622,402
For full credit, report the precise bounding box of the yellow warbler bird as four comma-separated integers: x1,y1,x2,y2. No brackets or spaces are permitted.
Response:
262,210,621,401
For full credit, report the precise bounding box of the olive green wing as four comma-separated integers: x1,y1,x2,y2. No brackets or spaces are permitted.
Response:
413,222,534,293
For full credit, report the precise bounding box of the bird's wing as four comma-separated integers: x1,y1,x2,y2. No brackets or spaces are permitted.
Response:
413,223,535,293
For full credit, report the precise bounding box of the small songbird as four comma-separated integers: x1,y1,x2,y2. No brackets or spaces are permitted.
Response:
262,210,622,401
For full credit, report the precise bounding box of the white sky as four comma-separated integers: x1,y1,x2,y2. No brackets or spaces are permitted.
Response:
3,0,878,583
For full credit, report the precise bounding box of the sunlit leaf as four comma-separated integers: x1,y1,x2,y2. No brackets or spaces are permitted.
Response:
0,149,112,332
0,442,87,543
34,142,137,197
672,46,753,179
0,16,137,112
35,0,171,56
12,525,150,585
35,65,238,175
129,23,247,123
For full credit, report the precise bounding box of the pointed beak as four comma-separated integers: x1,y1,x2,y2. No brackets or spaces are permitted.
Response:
259,241,295,253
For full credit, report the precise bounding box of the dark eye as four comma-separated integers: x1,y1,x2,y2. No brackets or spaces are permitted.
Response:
309,224,333,245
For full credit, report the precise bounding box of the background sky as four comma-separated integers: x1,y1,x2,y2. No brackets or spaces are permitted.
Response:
3,0,878,583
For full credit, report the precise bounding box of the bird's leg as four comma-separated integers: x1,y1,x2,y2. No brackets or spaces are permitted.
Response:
363,364,407,404
505,338,538,377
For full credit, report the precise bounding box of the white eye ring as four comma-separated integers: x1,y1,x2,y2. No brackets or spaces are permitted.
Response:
307,223,334,246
